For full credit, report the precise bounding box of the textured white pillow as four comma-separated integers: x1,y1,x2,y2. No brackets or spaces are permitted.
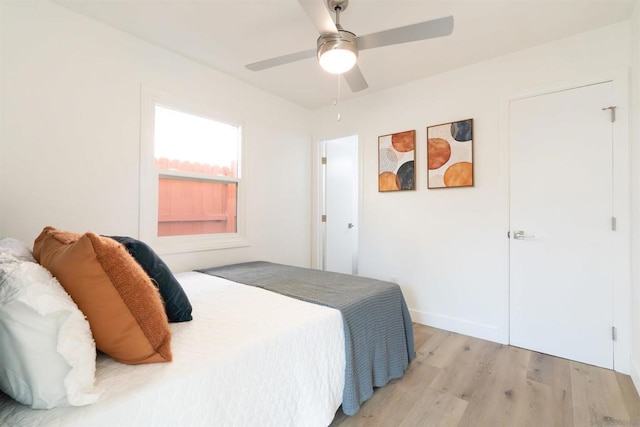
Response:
0,252,100,409
0,238,36,263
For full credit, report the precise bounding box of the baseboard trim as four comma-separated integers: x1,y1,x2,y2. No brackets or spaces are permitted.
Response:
409,309,505,344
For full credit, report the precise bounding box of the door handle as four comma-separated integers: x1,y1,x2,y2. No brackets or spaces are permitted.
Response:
513,230,535,240
348,223,355,229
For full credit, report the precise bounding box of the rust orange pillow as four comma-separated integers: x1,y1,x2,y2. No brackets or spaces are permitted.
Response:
33,227,172,365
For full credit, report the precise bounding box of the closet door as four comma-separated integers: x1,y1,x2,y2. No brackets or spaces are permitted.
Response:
509,81,614,368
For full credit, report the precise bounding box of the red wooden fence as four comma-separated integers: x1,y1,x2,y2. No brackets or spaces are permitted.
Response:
155,158,237,237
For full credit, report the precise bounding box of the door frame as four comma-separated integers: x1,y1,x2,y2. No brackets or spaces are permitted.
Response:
499,68,630,373
311,133,362,272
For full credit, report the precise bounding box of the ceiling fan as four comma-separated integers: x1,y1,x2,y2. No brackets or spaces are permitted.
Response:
245,0,454,93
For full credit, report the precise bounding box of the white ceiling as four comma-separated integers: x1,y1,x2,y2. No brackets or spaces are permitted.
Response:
54,0,636,110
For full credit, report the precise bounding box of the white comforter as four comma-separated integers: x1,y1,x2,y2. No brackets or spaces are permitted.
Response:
0,272,346,427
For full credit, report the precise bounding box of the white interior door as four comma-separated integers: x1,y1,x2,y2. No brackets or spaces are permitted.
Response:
324,135,358,275
509,81,614,369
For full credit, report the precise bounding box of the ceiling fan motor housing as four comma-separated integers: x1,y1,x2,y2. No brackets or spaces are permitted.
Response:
317,30,357,57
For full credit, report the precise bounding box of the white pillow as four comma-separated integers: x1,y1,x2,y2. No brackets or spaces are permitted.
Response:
0,252,100,409
0,238,36,263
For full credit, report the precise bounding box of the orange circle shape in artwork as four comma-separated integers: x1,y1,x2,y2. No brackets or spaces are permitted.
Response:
443,162,473,187
379,172,400,191
428,138,451,170
391,131,415,153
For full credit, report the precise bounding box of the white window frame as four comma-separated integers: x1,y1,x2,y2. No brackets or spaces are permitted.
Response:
139,87,248,255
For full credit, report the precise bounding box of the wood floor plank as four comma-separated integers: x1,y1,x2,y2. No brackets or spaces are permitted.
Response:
455,344,530,426
423,332,473,369
429,336,501,403
570,362,631,427
511,376,554,427
526,351,574,426
415,328,457,364
331,324,640,427
615,372,640,422
412,323,434,352
527,351,556,385
398,386,468,427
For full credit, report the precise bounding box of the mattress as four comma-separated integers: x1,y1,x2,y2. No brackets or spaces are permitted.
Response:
0,272,346,427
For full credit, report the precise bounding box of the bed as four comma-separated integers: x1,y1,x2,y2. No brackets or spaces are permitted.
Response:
0,261,414,427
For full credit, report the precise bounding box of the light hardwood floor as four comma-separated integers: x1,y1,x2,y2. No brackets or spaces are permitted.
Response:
330,323,640,427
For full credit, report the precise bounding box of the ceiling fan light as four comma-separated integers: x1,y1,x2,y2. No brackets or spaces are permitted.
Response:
317,30,358,74
319,48,357,74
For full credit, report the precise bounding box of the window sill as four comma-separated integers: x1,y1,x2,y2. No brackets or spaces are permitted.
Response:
151,234,250,256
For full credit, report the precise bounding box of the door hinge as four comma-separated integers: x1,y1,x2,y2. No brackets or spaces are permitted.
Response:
612,326,617,341
321,215,327,223
507,231,510,239
322,157,327,165
602,106,616,123
611,217,617,231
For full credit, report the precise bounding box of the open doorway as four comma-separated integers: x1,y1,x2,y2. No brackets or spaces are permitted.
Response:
322,135,359,275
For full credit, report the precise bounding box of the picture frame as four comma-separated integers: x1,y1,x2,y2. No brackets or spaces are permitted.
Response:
378,130,416,192
427,118,474,189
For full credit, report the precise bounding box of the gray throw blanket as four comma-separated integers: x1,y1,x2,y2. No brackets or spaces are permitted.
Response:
197,261,415,416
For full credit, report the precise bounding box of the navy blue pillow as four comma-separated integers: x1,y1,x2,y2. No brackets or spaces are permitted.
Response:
107,236,193,322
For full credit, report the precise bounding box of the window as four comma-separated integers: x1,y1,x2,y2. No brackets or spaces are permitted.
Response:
140,90,247,254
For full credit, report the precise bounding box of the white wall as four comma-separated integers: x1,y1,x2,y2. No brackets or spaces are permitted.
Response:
630,0,640,392
0,1,313,272
312,22,633,365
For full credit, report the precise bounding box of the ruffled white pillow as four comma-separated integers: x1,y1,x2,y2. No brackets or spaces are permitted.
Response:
0,237,36,263
0,251,100,409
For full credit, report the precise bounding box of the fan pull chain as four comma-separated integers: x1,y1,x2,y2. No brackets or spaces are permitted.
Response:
334,74,342,121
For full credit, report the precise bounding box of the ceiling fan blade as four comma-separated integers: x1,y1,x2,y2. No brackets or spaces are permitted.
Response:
246,48,317,71
297,0,338,35
343,64,368,92
356,15,454,51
